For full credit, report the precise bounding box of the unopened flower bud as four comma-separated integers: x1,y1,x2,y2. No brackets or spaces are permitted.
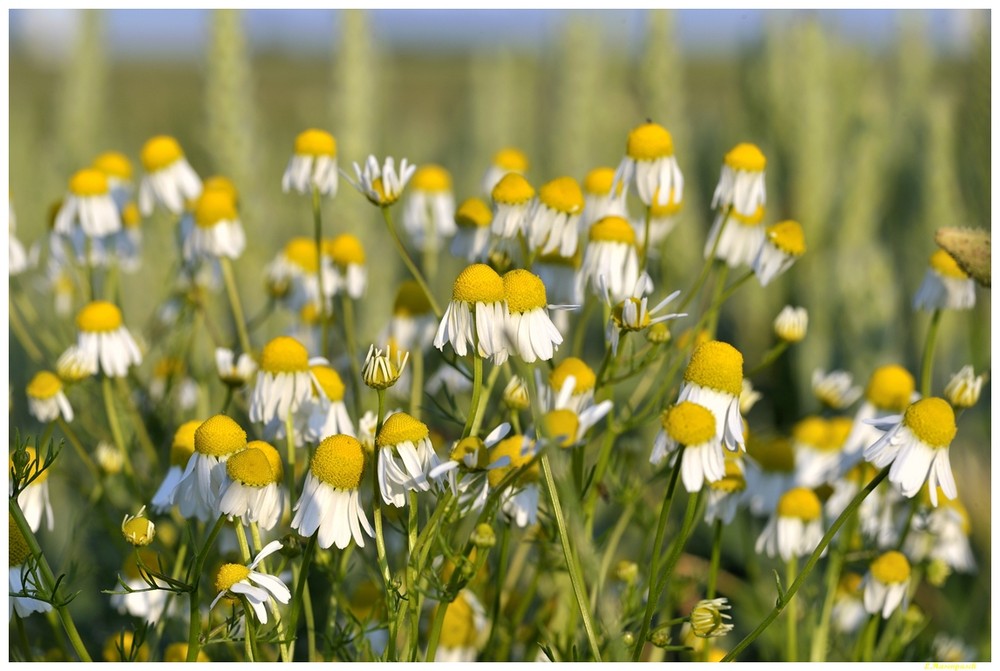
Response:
472,523,496,549
926,558,952,587
502,376,530,411
363,344,409,390
773,306,808,343
622,631,636,647
614,559,638,585
646,322,672,344
650,626,672,648
95,441,124,475
944,365,987,409
121,506,155,547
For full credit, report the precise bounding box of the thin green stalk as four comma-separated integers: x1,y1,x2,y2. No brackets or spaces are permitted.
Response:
405,490,420,661
746,341,790,377
84,235,97,301
571,299,596,357
483,523,511,658
706,264,730,339
186,515,227,661
638,204,653,270
470,362,502,437
786,556,799,662
285,409,297,497
15,613,34,661
116,377,159,469
248,522,264,555
380,206,442,318
340,293,363,418
919,309,943,397
462,352,484,439
54,417,101,490
311,186,330,359
409,346,424,419
302,577,317,661
678,206,732,312
284,534,317,661
590,498,636,611
9,302,44,364
706,519,724,599
372,389,395,659
855,614,879,661
650,490,703,630
219,255,253,357
810,512,857,662
234,522,251,562
722,467,890,661
102,375,135,480
583,428,619,535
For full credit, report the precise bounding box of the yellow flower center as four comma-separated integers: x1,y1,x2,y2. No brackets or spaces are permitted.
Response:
203,175,239,202
929,249,969,279
325,234,365,266
450,436,489,469
27,371,62,400
583,166,616,195
491,172,535,205
311,435,365,490
487,435,537,487
11,447,49,485
215,563,252,594
709,459,746,493
122,203,141,229
612,298,650,330
865,364,915,412
69,168,110,197
92,151,133,180
683,340,744,397
869,550,911,584
454,197,493,229
825,417,853,451
248,440,283,481
193,188,237,228
194,414,247,457
589,215,636,245
493,147,528,172
393,280,433,317
141,135,184,172
503,269,548,313
650,187,682,216
538,176,584,214
311,365,346,402
766,220,806,256
376,412,429,447
902,397,957,448
438,593,478,648
543,409,580,448
9,512,31,566
283,237,320,273
226,447,276,487
411,164,452,192
452,263,504,304
777,487,822,521
792,416,829,449
626,122,674,160
549,357,596,394
122,515,154,546
724,143,766,172
260,336,310,374
661,402,717,446
171,419,202,466
76,300,123,333
294,129,337,157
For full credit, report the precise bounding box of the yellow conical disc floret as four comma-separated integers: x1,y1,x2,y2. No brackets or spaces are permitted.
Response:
684,341,744,397
247,440,283,481
766,220,806,256
412,164,452,192
10,512,31,567
203,175,239,202
311,435,365,490
661,402,717,446
865,365,915,412
294,129,336,157
492,173,535,205
171,420,202,466
903,397,957,448
584,167,616,195
869,550,911,584
284,237,320,273
450,436,489,469
194,415,247,457
793,416,829,449
11,447,49,485
260,336,310,374
724,143,766,172
709,458,746,493
193,188,237,228
141,135,184,172
488,435,537,487
376,412,429,448
311,365,346,402
538,176,584,214
452,264,504,304
455,197,493,229
589,216,636,245
493,147,528,172
226,447,276,487
777,487,822,521
550,357,596,394
929,249,969,279
503,269,548,314
27,371,62,400
543,409,580,448
326,234,365,266
93,151,133,180
76,300,123,333
215,563,252,594
438,594,478,648
626,122,674,160
69,168,110,197
393,280,433,317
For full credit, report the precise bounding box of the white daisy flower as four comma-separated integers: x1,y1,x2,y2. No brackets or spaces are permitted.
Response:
751,220,806,286
580,166,627,231
840,364,917,469
74,301,143,378
490,172,535,240
539,357,597,416
677,340,746,453
362,343,409,392
831,573,867,634
773,305,808,343
375,412,439,507
434,263,510,365
755,487,824,561
578,215,640,303
265,237,338,315
650,401,725,493
384,280,437,353
9,448,53,533
25,372,73,423
110,570,172,624
487,434,539,528
739,377,763,415
304,364,355,441
54,168,122,239
862,550,911,619
249,336,322,427
291,435,374,550
743,435,797,518
151,420,202,513
345,155,416,207
903,492,976,573
428,423,511,514
92,150,135,210
114,202,143,273
282,129,339,197
824,461,901,549
689,598,734,638
432,590,488,662
501,269,569,364
138,135,202,216
704,457,747,525
324,234,367,299
180,185,245,262
599,272,684,356
216,347,257,388
219,441,284,531
792,416,851,488
526,176,585,257
611,121,684,208
811,369,862,410
913,249,976,311
703,205,766,269
402,164,456,251
481,147,528,197
538,394,612,451
9,514,52,618
450,197,494,263
210,540,291,624
711,142,767,218
170,415,248,522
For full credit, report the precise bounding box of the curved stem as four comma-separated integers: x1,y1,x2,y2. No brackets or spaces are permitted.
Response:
590,498,635,611
54,417,101,492
116,377,159,468
219,256,253,357
372,389,395,659
786,556,799,661
9,301,44,364
462,353,484,439
102,375,135,480
311,187,330,360
186,515,227,661
678,206,732,313
919,309,943,397
470,364,501,437
810,510,856,661
380,206,442,318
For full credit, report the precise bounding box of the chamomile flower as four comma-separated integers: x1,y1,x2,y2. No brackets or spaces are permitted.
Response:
755,487,824,561
92,150,134,209
539,399,612,451
249,336,322,426
481,147,529,196
171,414,248,522
429,424,511,513
490,172,535,239
432,590,488,662
913,249,976,311
650,401,725,493
527,176,585,256
812,369,862,410
138,135,202,216
711,142,767,217
324,234,367,299
634,187,683,249
773,306,808,343
502,269,567,364
25,371,73,423
181,185,245,261
825,461,901,548
488,434,539,528
282,129,338,197
265,237,336,314
864,397,957,506
578,215,640,303
841,364,917,465
362,343,409,391
502,376,530,411
743,435,797,517
114,202,143,273
752,220,806,286
580,166,627,230
54,168,122,239
831,573,867,634
306,364,355,440
793,416,852,487
703,205,766,268
612,121,684,208
9,514,50,618
216,347,257,388
542,357,597,415
678,341,745,453
385,280,437,352
345,155,416,207
943,365,987,409
402,164,456,250
451,197,494,262
210,540,290,624
291,434,374,549
9,448,53,532
151,419,202,513
862,551,911,618
375,412,439,507
121,507,155,547
903,489,975,573
704,457,747,525
690,598,734,638
219,441,284,530
74,300,143,378
434,263,510,364
739,378,763,415
601,272,684,355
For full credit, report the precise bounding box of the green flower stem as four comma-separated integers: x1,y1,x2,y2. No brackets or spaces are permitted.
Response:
705,264,730,339
590,496,636,611
54,417,101,493
539,452,604,661
84,236,97,301
380,206,442,318
186,515,227,662
639,205,653,270
238,594,260,661
571,299,596,357
9,301,44,364
786,556,799,661
302,576,317,661
483,523,511,658
234,522,251,563
583,427,620,536
810,511,858,661
650,490,703,640
14,613,33,661
339,293,363,418
116,377,159,469
9,499,92,662
248,522,264,555
894,497,921,550
678,206,732,313
462,352,484,439
311,186,330,360
470,363,502,437
372,389,396,660
722,466,890,661
218,255,253,358
714,269,754,309
855,614,879,661
706,519,724,599
284,534,316,661
102,375,135,480
919,309,943,397
151,535,189,646
405,490,421,661
409,346,424,418
105,260,121,305
284,409,297,497
746,341,790,377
